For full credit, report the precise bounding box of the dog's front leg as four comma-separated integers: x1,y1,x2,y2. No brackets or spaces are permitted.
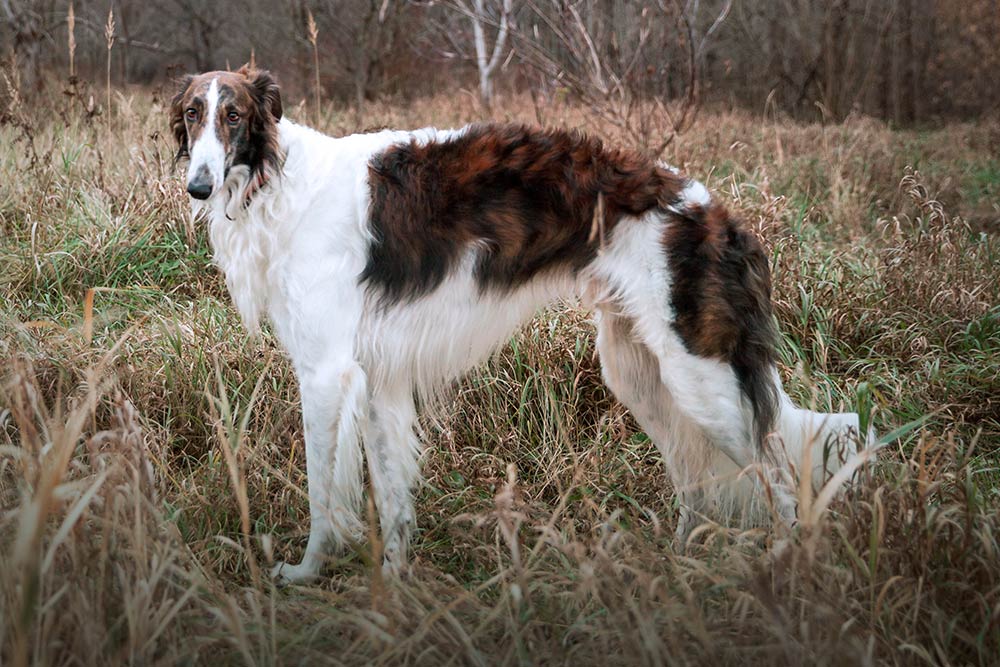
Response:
272,360,368,585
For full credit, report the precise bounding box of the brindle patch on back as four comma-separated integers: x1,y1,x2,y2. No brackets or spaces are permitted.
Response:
362,124,686,304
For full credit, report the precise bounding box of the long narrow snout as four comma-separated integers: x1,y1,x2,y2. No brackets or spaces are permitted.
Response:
185,78,226,201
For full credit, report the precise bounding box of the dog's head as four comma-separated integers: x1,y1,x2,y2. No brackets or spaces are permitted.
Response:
169,66,283,201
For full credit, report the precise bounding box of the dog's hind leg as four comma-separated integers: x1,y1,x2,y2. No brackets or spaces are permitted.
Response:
594,306,715,545
590,213,796,533
363,382,422,575
272,361,367,585
629,312,799,531
773,389,875,489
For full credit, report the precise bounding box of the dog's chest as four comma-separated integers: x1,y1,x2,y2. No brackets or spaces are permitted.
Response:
208,212,275,332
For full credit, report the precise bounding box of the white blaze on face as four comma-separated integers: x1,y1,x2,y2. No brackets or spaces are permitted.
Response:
186,77,225,197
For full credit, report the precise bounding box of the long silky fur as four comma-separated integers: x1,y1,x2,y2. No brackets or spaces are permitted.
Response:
170,68,870,580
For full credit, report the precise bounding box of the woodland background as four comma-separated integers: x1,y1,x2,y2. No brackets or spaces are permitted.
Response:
3,0,999,124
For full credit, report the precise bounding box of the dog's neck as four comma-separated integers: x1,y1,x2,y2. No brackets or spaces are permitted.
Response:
198,140,291,335
242,169,270,207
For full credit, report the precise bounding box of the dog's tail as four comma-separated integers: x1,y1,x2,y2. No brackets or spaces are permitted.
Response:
662,196,780,455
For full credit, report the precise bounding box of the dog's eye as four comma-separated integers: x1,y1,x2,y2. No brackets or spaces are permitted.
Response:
227,112,240,124
185,108,198,122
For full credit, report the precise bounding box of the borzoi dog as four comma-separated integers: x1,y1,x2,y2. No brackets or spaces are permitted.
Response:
170,66,870,583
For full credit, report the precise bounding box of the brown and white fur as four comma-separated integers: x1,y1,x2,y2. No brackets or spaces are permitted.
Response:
171,67,872,584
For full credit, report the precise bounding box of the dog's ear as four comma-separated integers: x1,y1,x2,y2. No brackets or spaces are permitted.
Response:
238,66,284,180
169,74,194,160
245,67,282,123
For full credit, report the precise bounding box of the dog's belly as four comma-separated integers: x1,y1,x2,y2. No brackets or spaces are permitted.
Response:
358,257,578,398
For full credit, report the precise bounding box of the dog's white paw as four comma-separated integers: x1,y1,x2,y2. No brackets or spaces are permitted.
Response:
271,561,319,586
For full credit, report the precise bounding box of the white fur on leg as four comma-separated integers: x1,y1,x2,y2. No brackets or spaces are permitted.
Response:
629,312,802,530
780,402,863,483
363,383,423,576
272,363,367,585
702,388,875,528
594,306,715,546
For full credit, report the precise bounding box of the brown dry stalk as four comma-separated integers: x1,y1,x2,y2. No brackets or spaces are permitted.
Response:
67,3,76,80
307,10,320,126
105,7,115,124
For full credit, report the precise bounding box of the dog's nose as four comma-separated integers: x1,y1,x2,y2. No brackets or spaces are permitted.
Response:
187,180,213,200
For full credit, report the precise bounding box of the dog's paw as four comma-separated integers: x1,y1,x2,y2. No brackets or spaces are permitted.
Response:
270,561,319,586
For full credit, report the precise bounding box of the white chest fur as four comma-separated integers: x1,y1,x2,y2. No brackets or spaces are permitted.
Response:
205,198,279,333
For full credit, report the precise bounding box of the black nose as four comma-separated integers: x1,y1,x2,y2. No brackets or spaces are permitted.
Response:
187,180,213,200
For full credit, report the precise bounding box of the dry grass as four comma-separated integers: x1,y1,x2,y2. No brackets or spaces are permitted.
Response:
1,79,999,665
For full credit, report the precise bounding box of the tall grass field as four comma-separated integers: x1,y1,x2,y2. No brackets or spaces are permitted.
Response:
1,79,999,665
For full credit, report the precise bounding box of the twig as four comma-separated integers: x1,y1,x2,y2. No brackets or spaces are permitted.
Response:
104,6,115,126
306,10,320,126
